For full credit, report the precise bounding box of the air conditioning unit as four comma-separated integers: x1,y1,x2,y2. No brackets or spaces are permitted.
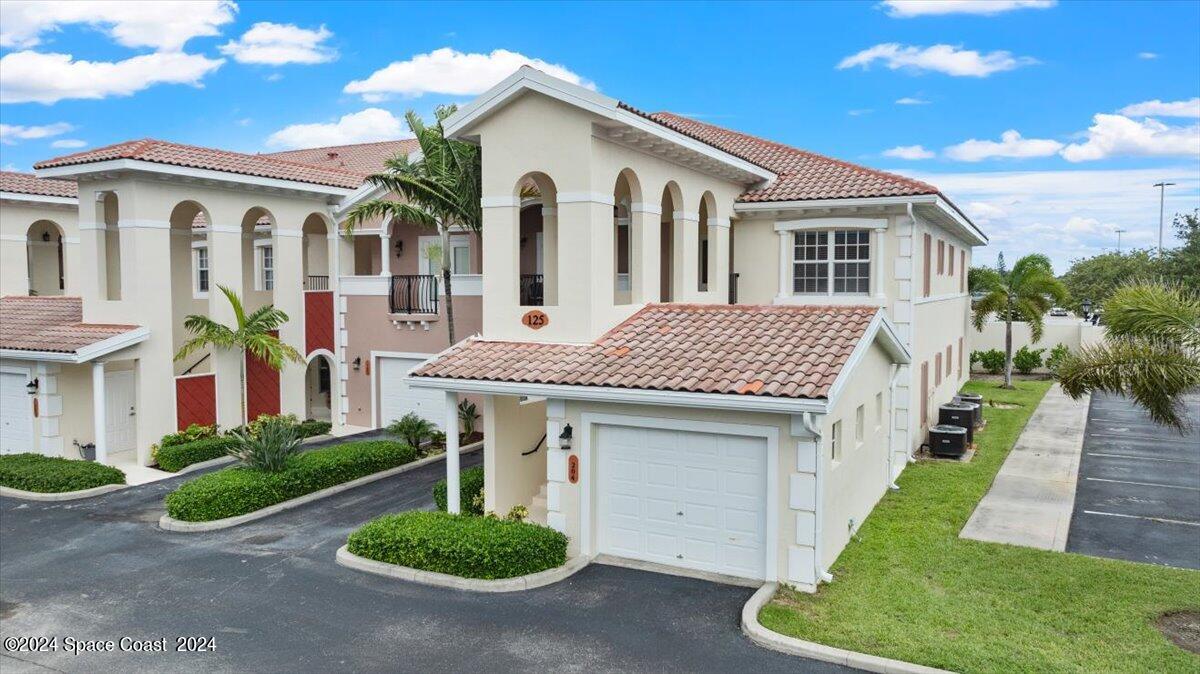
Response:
939,403,977,443
929,425,968,458
954,392,984,427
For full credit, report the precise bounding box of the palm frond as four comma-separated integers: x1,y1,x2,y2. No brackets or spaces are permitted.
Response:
971,291,1009,331
217,284,247,329
1058,338,1200,430
1103,280,1200,351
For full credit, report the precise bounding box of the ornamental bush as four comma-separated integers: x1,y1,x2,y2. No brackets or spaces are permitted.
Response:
1013,346,1045,375
433,466,485,516
346,511,567,580
164,440,417,522
0,453,125,493
1045,343,1071,375
150,423,219,463
155,436,238,472
976,349,1006,374
297,419,332,438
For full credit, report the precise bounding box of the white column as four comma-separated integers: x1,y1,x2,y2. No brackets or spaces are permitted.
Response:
92,361,107,464
378,231,390,276
777,230,791,300
445,391,461,514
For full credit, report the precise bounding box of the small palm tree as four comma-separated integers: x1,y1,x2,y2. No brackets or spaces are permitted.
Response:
1058,280,1200,430
174,285,303,424
345,105,481,345
971,253,1068,388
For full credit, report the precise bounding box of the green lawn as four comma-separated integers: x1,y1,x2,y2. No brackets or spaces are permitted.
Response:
760,380,1200,673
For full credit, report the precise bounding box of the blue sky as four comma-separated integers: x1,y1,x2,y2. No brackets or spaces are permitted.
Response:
1,0,1197,271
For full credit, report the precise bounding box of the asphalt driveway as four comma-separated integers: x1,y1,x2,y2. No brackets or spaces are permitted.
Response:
1066,392,1200,569
0,450,847,673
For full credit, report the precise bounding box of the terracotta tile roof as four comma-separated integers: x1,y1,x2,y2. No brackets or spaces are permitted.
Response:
413,303,879,400
0,296,140,354
34,139,365,190
262,139,418,176
0,171,78,199
619,105,939,202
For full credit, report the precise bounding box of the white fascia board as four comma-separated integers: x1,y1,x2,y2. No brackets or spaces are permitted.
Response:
930,196,988,246
824,311,911,408
331,180,387,219
0,326,149,364
444,66,774,185
36,159,358,198
0,191,78,207
734,194,987,246
405,376,827,415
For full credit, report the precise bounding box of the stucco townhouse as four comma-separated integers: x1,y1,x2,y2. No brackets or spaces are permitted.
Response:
0,66,984,590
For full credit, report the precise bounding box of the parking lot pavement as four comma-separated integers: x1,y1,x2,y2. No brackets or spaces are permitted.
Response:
1066,392,1200,570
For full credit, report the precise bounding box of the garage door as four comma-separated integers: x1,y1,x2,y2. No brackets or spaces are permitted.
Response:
377,356,444,428
1,371,33,454
598,424,767,580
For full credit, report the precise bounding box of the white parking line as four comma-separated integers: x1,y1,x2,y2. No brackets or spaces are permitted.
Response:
1081,510,1200,527
1085,477,1200,491
1087,452,1200,464
1085,432,1200,446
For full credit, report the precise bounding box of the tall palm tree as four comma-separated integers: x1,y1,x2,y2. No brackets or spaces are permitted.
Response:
345,105,481,345
1058,280,1200,430
971,253,1068,388
174,285,303,424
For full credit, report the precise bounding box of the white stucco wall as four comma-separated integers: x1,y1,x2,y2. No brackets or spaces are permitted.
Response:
0,198,79,296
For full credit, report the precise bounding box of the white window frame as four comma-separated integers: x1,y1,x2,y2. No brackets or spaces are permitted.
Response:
831,420,842,463
855,404,865,448
418,234,471,276
875,391,884,431
253,238,274,292
191,241,209,299
775,218,885,301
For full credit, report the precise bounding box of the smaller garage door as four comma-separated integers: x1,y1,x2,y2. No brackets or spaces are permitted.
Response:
1,371,34,454
598,424,768,580
377,356,444,428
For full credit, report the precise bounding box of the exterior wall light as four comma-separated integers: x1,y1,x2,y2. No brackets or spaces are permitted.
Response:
26,378,39,395
394,240,404,258
352,357,362,371
558,423,573,449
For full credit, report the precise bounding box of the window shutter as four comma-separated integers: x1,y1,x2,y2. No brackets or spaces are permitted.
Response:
920,362,929,426
937,239,944,275
960,250,966,293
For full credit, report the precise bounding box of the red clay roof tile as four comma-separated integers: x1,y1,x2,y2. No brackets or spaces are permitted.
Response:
0,171,77,199
0,296,141,354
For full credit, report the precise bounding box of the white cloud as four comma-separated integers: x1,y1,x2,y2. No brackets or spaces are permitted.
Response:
881,1,1055,17
883,144,935,160
1117,98,1200,118
1060,114,1200,162
848,109,873,116
219,22,337,65
1138,52,1159,60
837,43,1036,77
0,50,223,104
50,139,87,149
897,166,1200,271
896,96,929,105
944,130,1064,161
0,0,236,51
344,47,594,100
0,121,74,144
265,108,409,149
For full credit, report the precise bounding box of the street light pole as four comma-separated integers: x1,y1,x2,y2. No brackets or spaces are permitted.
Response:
1153,181,1175,257
1115,228,1127,254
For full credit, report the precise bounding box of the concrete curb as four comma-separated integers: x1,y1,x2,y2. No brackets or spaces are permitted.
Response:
0,483,127,502
159,443,482,533
336,545,590,593
741,584,953,674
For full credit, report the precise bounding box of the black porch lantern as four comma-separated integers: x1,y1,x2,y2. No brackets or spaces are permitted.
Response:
558,423,573,449
26,378,39,395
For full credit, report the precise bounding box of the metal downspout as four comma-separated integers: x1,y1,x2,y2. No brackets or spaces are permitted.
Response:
801,411,833,584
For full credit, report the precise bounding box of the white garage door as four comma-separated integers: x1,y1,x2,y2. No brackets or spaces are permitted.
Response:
377,356,444,429
1,371,34,454
598,424,768,580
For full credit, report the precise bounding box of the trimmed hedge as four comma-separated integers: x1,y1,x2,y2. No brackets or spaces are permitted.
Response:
433,466,485,516
164,440,416,522
156,436,238,472
347,511,568,579
0,453,125,493
298,419,332,437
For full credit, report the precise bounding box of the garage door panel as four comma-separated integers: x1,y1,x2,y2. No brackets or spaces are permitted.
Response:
645,498,678,524
1,372,33,454
378,357,442,429
643,427,677,452
724,470,761,498
684,538,718,565
724,508,761,537
609,456,640,483
683,502,718,528
723,545,762,575
645,461,677,487
724,435,765,463
684,466,718,491
645,532,677,559
609,493,640,517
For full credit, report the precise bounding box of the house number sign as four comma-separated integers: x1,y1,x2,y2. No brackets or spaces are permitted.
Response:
521,310,549,330
568,455,579,484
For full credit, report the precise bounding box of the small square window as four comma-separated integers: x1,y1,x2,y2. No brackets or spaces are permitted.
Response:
831,420,842,462
855,405,865,446
875,391,884,430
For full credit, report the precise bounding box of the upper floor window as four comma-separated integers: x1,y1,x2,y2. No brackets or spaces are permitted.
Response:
419,235,471,276
792,229,870,295
192,244,209,297
254,241,274,291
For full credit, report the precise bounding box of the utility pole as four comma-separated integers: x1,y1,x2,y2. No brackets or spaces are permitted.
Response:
1154,181,1175,257
1115,228,1127,254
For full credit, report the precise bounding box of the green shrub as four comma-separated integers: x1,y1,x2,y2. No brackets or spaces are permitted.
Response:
151,423,218,463
246,413,299,438
433,466,485,516
164,440,416,522
388,412,436,449
0,453,125,493
227,418,300,472
977,349,1006,374
1045,343,1071,374
346,511,567,579
156,435,238,472
1013,346,1045,375
297,419,332,438
458,400,479,439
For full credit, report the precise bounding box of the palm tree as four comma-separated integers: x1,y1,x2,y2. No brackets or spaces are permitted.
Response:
174,285,303,424
971,253,1068,388
1057,280,1200,430
345,105,481,345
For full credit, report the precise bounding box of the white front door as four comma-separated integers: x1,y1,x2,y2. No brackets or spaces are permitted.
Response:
105,370,136,452
598,424,768,580
1,371,33,454
377,356,444,428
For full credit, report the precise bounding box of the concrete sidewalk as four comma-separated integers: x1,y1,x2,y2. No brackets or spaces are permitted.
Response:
960,384,1090,551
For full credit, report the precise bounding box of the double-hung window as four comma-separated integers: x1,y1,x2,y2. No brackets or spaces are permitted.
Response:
792,229,871,295
254,241,274,291
192,243,209,298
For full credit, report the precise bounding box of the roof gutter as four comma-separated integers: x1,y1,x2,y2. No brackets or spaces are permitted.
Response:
800,411,834,585
0,326,149,364
735,194,987,246
36,159,357,199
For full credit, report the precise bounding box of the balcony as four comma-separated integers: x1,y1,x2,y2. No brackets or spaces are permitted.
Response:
520,274,544,306
305,275,330,291
390,274,439,315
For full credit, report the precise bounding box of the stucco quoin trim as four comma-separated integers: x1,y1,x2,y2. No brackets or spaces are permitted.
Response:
335,546,590,593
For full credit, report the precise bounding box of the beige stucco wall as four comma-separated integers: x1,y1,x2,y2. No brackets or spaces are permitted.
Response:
0,199,79,296
483,395,547,515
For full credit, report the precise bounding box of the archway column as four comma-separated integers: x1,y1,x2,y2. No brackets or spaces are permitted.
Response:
673,211,700,303
709,217,731,303
209,222,246,427
541,208,558,305
630,202,661,305
273,228,306,418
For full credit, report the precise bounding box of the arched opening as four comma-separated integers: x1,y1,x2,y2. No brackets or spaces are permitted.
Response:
169,200,213,374
659,182,683,302
305,353,334,422
26,220,65,296
613,169,641,306
241,207,277,313
698,191,717,293
94,191,121,300
302,213,330,289
516,172,558,306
